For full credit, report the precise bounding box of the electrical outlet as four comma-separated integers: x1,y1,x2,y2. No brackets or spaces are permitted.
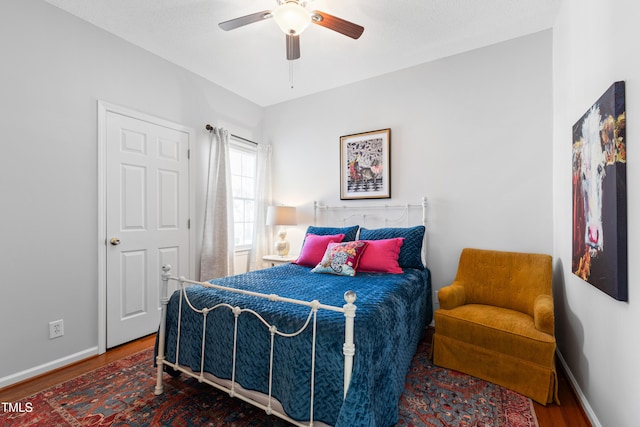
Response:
49,319,64,339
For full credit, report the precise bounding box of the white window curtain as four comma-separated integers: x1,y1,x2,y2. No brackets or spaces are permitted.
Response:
200,127,235,280
249,143,273,271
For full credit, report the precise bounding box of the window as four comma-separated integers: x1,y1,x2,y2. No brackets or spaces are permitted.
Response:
230,139,257,249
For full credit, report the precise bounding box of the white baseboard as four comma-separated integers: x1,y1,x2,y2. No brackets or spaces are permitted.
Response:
0,347,99,389
555,349,601,427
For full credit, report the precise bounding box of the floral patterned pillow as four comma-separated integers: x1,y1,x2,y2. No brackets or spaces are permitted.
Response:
311,241,368,277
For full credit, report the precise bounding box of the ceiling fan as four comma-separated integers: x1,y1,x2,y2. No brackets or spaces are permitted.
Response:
219,0,364,60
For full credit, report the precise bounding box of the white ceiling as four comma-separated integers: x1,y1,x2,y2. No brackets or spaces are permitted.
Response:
43,0,560,107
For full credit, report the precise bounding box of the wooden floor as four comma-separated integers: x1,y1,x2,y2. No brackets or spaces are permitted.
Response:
0,334,157,403
533,364,592,427
0,333,591,427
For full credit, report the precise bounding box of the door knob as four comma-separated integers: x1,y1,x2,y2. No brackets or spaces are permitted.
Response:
110,237,121,246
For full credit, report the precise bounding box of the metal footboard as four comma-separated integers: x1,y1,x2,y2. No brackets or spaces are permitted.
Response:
154,264,357,427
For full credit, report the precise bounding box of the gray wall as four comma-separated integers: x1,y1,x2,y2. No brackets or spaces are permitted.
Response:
0,0,262,382
4,2,636,426
263,31,554,298
552,1,640,426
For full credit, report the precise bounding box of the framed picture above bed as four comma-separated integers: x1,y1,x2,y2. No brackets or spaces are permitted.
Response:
340,128,391,200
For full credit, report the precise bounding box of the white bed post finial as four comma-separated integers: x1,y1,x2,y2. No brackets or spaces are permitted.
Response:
422,196,428,224
314,201,318,226
342,290,357,399
154,264,171,395
421,197,428,264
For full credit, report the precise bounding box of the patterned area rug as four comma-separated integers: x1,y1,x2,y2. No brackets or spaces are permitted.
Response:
1,339,538,427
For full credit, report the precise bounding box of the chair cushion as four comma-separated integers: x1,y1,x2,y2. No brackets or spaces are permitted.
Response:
434,304,556,366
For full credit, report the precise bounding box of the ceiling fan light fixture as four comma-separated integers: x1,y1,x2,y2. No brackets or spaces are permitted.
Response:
273,1,311,35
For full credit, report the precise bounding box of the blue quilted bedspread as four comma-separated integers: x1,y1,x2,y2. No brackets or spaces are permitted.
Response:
161,264,432,426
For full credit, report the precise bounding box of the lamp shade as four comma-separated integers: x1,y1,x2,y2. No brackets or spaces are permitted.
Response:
273,1,311,35
266,206,298,226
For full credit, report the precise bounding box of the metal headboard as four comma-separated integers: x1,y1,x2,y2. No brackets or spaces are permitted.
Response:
313,196,428,263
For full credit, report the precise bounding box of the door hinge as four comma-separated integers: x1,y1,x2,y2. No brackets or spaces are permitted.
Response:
187,149,191,159
187,219,191,229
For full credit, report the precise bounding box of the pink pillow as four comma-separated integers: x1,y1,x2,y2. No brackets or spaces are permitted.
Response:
357,237,405,274
295,233,345,267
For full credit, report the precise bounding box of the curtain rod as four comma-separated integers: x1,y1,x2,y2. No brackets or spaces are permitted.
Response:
205,124,257,145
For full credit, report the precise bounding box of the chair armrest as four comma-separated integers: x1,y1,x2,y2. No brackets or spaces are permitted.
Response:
533,294,555,335
438,281,466,310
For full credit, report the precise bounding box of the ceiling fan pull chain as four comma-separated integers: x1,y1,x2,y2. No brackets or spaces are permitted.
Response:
289,61,294,89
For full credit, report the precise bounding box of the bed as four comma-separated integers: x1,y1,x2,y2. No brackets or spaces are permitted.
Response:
154,199,432,427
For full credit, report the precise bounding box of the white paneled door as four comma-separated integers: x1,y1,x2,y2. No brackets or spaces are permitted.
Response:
105,109,190,348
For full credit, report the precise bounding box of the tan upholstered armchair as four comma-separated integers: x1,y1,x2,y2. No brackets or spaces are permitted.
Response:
432,248,559,405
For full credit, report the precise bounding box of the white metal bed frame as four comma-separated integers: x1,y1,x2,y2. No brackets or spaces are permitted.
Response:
154,197,428,427
314,197,428,262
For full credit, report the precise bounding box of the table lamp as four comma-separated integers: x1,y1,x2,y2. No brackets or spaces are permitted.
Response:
266,205,297,256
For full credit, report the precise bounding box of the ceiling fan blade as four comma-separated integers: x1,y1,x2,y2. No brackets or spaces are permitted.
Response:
311,11,364,39
219,10,272,31
286,34,300,60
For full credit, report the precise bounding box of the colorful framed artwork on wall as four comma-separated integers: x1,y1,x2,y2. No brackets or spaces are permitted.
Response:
572,81,627,301
340,128,391,200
